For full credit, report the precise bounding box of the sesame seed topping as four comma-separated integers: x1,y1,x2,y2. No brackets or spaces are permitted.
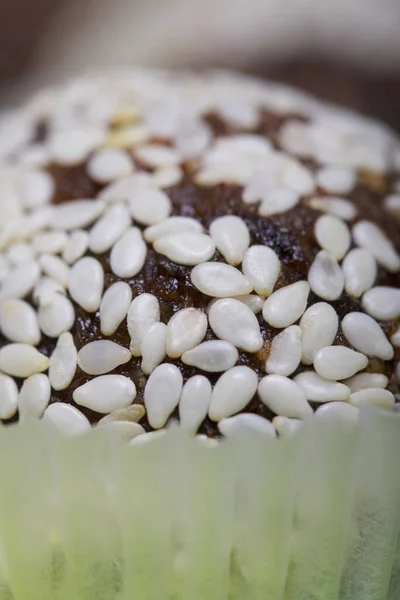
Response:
209,216,250,266
88,203,131,254
0,343,49,378
342,372,389,393
0,260,40,301
262,281,310,328
258,375,312,419
353,221,400,273
0,299,41,345
349,388,395,410
0,374,19,420
144,217,203,243
127,293,160,357
314,346,368,381
38,293,75,338
50,200,105,231
18,374,51,421
314,215,351,260
43,403,91,435
179,375,212,435
209,298,263,353
315,402,359,425
166,308,207,358
62,230,89,265
308,251,344,301
219,413,276,438
341,312,394,360
293,371,350,402
208,366,258,421
191,262,253,298
68,256,104,312
361,286,400,320
154,233,215,266
316,166,356,195
128,188,172,226
181,340,238,373
299,302,338,365
309,197,357,221
87,148,133,184
77,340,132,375
265,325,302,377
140,322,167,375
110,227,147,279
73,375,136,414
342,248,377,298
273,416,302,437
48,332,77,391
242,245,281,297
144,363,183,429
100,281,132,336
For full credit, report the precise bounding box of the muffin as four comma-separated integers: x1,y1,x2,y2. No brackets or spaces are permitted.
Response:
0,69,399,599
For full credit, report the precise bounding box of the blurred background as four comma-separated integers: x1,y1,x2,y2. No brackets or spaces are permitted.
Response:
1,0,400,131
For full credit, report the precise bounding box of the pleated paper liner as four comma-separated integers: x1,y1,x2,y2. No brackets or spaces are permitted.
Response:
0,406,399,600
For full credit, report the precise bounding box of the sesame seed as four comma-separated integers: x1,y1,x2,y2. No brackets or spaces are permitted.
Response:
62,230,89,265
262,281,310,328
258,187,300,217
349,388,395,410
154,232,215,266
77,340,131,375
191,262,253,297
293,371,350,402
18,373,50,421
97,404,146,425
0,260,40,301
87,148,133,184
218,413,276,438
209,298,263,352
0,343,49,378
242,245,281,297
144,363,183,429
144,217,203,243
33,231,68,255
43,403,91,435
315,402,359,425
391,329,400,347
50,200,105,231
135,144,180,169
38,293,75,338
151,166,183,188
273,416,302,437
314,346,368,380
48,331,77,391
128,188,172,226
361,286,400,320
308,250,344,301
49,126,106,166
342,372,388,393
266,325,302,377
166,308,207,358
33,277,66,306
314,215,351,260
281,161,315,195
309,197,357,221
39,254,70,288
110,227,147,278
18,169,54,209
384,194,400,215
68,256,104,312
299,302,338,365
316,166,356,195
353,221,400,273
233,294,264,314
342,248,377,298
99,420,145,442
181,340,238,372
98,173,149,204
0,374,18,420
209,366,258,421
88,203,131,254
127,293,160,357
73,375,136,413
179,375,212,434
342,312,394,360
258,375,312,419
7,242,35,266
140,322,167,375
0,299,41,345
100,281,132,336
129,429,166,447
209,216,250,266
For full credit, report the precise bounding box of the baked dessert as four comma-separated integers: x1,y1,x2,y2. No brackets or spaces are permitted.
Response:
0,69,399,599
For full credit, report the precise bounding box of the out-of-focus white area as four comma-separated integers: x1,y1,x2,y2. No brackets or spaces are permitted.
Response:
27,0,400,91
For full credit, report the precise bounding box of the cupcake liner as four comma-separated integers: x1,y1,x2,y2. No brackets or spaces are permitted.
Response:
0,407,399,600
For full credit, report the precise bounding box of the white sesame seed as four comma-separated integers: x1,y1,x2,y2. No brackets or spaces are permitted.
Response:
166,308,207,358
19,206,52,239
349,388,395,410
0,343,49,377
218,413,276,438
98,173,149,203
128,188,172,226
97,404,145,425
77,340,131,375
174,120,211,160
99,420,145,442
342,372,388,393
18,169,54,208
127,293,160,357
266,325,302,376
233,294,264,314
209,366,258,421
308,250,344,301
293,371,350,402
87,148,133,184
342,248,377,298
144,363,183,429
140,322,167,375
342,312,394,360
258,375,312,419
242,245,281,297
62,230,89,265
144,217,203,243
209,216,250,266
7,242,35,266
110,227,147,278
281,161,315,195
151,166,183,188
0,260,40,301
273,416,302,437
384,194,400,215
315,402,359,425
361,286,400,320
191,262,253,297
33,231,68,255
391,329,400,347
0,374,18,419
259,187,300,217
299,302,338,365
353,221,400,273
89,203,131,254
74,375,136,414
0,255,10,282
50,200,105,231
129,430,166,447
135,144,180,168
38,293,75,338
68,257,104,312
314,215,351,260
262,281,310,328
33,277,65,306
154,233,215,266
49,126,106,166
39,254,70,288
48,332,77,391
0,299,41,345
100,281,132,336
314,346,368,380
182,340,238,373
179,375,212,434
18,373,50,420
209,298,263,352
309,197,357,221
316,166,356,194
43,403,91,436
